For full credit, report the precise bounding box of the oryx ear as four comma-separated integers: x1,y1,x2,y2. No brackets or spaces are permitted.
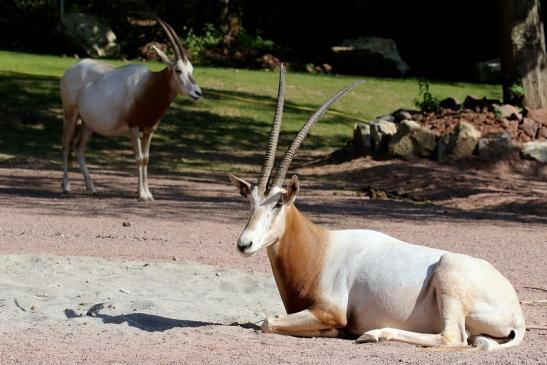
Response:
152,45,172,64
282,175,300,205
229,175,252,198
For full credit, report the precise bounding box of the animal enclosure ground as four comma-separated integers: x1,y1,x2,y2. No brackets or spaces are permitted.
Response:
0,51,545,363
0,161,545,364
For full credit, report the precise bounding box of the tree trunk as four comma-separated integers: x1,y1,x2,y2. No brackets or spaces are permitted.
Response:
498,0,547,108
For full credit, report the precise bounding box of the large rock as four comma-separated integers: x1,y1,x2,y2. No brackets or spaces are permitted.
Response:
331,37,410,76
370,119,397,159
352,122,372,156
519,118,540,138
473,59,502,83
495,104,522,121
388,120,437,160
437,122,481,162
521,141,547,163
478,132,513,160
61,13,119,57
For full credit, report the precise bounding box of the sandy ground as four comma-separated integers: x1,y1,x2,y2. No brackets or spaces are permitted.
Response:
0,161,546,364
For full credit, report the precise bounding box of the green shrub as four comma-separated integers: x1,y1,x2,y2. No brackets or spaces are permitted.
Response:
414,81,440,113
182,23,279,67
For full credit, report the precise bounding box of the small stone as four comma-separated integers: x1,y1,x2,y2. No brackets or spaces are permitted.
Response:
122,221,131,227
172,256,179,261
392,108,413,122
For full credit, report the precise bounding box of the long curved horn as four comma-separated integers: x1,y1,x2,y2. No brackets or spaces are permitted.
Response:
271,80,364,188
162,20,188,60
257,64,285,192
156,17,186,61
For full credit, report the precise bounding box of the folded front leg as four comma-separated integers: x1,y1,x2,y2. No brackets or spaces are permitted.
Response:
261,309,340,338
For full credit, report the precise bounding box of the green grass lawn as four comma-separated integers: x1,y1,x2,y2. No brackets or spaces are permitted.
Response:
0,50,502,175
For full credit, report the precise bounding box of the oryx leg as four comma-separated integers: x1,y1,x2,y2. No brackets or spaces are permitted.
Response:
357,279,468,348
261,309,340,338
129,127,150,201
140,131,154,200
74,123,97,194
62,108,78,193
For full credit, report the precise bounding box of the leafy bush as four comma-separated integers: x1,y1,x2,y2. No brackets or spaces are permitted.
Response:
414,81,440,113
508,83,525,107
182,23,280,68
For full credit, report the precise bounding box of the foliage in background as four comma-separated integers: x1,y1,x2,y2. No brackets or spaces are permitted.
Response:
508,83,525,107
0,0,508,79
414,81,440,113
183,23,280,68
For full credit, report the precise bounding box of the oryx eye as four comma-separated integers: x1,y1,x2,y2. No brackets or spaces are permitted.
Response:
175,68,182,74
274,201,283,209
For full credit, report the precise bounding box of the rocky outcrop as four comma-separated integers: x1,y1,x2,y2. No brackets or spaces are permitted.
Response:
388,120,437,160
331,37,410,76
437,122,481,162
473,59,502,83
61,13,119,58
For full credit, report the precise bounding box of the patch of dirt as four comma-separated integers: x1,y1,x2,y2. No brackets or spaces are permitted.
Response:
412,107,547,143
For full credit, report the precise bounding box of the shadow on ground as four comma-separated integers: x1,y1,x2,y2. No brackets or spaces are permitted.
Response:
64,308,260,333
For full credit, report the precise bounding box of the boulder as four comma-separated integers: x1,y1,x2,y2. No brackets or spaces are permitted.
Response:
61,13,119,58
437,121,481,162
439,97,460,111
473,59,502,83
352,122,372,156
495,104,522,121
331,36,410,76
521,141,547,163
370,119,397,159
388,120,437,160
478,132,513,160
526,108,547,126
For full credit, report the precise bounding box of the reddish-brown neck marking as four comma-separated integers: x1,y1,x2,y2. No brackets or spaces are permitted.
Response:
267,205,329,314
126,67,177,132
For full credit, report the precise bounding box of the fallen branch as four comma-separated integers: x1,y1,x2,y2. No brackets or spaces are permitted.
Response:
523,286,547,292
526,325,547,331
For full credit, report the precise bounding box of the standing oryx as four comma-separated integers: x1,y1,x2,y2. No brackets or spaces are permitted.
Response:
229,66,525,351
60,18,201,201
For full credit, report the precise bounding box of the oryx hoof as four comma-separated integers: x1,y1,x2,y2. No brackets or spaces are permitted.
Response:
137,194,153,202
62,184,71,194
356,331,380,344
261,316,276,333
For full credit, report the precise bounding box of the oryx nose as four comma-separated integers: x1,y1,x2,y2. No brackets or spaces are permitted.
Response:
238,240,252,252
195,89,202,97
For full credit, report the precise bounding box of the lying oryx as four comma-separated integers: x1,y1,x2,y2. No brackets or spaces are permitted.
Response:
229,66,525,351
60,18,201,200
